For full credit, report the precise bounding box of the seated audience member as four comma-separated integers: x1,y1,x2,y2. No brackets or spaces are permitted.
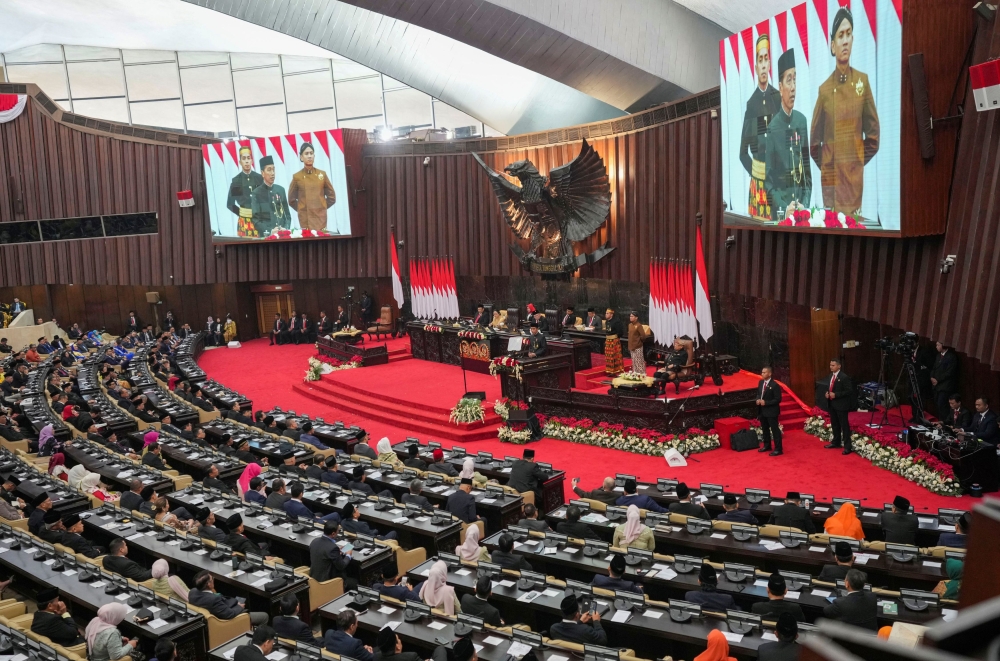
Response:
304,455,326,480
234,626,276,661
819,541,856,581
459,457,487,488
119,480,143,512
103,538,153,581
403,444,427,471
572,476,619,505
286,482,340,522
349,466,377,496
85,603,137,661
401,479,433,510
188,570,269,626
933,558,963,600
244,477,267,505
613,504,654,550
265,478,291,510
151,639,177,661
152,497,197,533
150,559,190,601
376,437,402,466
822,569,877,630
32,587,85,647
237,463,262,501
224,513,274,559
298,422,330,450
341,503,397,540
375,626,422,661
325,610,373,661
372,563,422,602
824,502,865,540
38,510,66,545
445,478,479,524
716,493,757,523
427,448,459,477
310,520,356,591
684,564,738,611
549,593,607,645
518,503,550,532
695,629,737,661
750,573,804,622
460,574,504,627
273,593,321,644
142,442,169,471
756,613,800,661
616,479,667,513
667,482,710,518
197,508,226,543
881,494,918,544
203,464,232,493
490,532,530,570
353,436,378,460
60,512,102,557
234,438,257,464
557,504,599,540
938,512,970,548
321,455,350,487
768,491,816,533
419,560,460,615
593,553,642,592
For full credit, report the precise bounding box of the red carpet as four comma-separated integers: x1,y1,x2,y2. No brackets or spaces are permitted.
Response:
197,338,965,511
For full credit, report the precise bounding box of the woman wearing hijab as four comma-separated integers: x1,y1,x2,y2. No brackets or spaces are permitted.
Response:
48,453,67,479
934,558,963,600
67,464,89,491
823,502,865,540
61,404,78,423
150,559,190,601
612,505,655,550
143,429,159,449
419,560,461,615
85,603,138,661
37,424,58,456
237,463,262,500
376,437,403,467
455,524,489,562
694,629,736,661
82,473,117,502
459,458,487,488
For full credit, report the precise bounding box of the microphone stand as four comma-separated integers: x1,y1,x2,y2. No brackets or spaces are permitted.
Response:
666,382,705,428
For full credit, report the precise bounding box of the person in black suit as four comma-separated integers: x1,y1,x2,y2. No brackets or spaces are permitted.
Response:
555,504,600,540
756,366,784,455
265,478,291,510
234,625,276,661
491,533,532,571
142,442,168,471
445,478,479,524
965,397,999,447
401,480,433,511
309,520,357,590
548,593,607,645
375,626,423,661
938,512,970,548
302,314,317,343
518,503,551,532
197,509,227,543
526,323,547,357
768,492,815,533
372,564,422,602
822,569,877,630
291,314,306,344
287,311,301,343
757,613,801,661
270,314,287,346
203,464,233,493
282,418,302,441
427,448,459,477
460,574,504,626
667,483,710,519
31,588,84,647
818,541,855,582
273,593,321,644
716,493,757,524
119,480,143,512
334,305,349,331
317,311,334,336
321,456,350,488
881,495,919,544
684,564,738,612
560,306,576,330
403,444,428,471
507,448,547,502
583,308,601,330
934,393,971,433
572,477,619,505
931,343,959,419
60,513,102,557
325,610,374,661
823,358,855,454
750,573,804,622
189,571,269,626
103,539,153,581
471,304,489,327
592,553,642,593
126,311,141,334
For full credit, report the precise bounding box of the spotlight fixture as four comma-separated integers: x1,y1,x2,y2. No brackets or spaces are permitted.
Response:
423,157,431,166
940,254,957,273
974,2,996,20
725,235,736,249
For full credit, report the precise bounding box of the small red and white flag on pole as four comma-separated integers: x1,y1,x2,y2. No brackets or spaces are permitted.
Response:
970,59,1000,112
176,190,194,208
390,232,404,310
695,226,714,341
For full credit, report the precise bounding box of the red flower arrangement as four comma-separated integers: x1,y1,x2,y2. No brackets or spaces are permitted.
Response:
312,353,362,367
423,325,443,333
792,210,811,226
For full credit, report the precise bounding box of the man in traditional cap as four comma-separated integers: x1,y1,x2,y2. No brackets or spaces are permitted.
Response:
31,587,84,646
27,491,52,534
197,508,226,543
427,448,459,477
250,155,290,236
445,477,479,524
38,509,66,545
764,48,812,221
526,322,547,358
60,512,102,557
227,145,264,237
740,32,784,221
751,573,805,622
458,573,503,626
880,495,919,544
321,455,350,488
138,485,158,516
104,538,153,581
584,307,601,330
341,502,397,540
716,493,757,524
810,6,880,219
507,449,547,503
667,483,710,518
373,562,423,602
938,512,970,548
0,475,23,509
684,564,738,611
757,613,801,661
593,553,642,593
818,541,856,581
224,513,275,559
549,593,607,644
768,491,816,533
376,626,422,661
288,142,336,231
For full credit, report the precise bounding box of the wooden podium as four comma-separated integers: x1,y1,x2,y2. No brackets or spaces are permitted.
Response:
499,353,575,401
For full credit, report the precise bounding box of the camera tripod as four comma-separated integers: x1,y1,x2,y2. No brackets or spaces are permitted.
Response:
868,351,924,428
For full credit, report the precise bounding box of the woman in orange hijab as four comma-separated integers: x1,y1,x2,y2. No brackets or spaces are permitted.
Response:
824,502,865,540
695,629,737,661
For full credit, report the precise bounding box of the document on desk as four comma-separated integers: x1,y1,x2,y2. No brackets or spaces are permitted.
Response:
754,579,769,587
643,610,663,619
808,546,827,552
480,498,497,504
610,610,631,623
482,636,505,646
392,518,409,524
223,649,237,660
506,643,532,658
266,653,287,661
427,621,447,630
493,579,515,588
501,468,512,473
710,533,727,539
456,569,472,576
543,547,558,555
127,533,144,541
251,578,270,587
812,590,832,598
923,561,942,568
785,591,801,600
542,589,562,598
761,632,778,642
517,590,541,603
378,606,396,615
148,618,169,630
722,632,743,643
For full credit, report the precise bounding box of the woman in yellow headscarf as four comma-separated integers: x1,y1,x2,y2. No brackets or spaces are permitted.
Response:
223,314,237,343
824,502,865,540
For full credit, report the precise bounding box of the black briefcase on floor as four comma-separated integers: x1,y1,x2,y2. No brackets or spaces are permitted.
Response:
730,429,759,452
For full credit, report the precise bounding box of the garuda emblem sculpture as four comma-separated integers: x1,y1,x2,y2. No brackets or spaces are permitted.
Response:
473,139,614,274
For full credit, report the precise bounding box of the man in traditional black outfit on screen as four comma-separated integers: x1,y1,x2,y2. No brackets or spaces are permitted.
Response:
228,145,264,237
740,33,783,221
250,155,290,237
764,48,812,221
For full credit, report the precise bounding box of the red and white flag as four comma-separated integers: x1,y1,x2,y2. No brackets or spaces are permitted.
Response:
971,59,1000,112
695,226,714,341
0,95,27,124
390,232,404,310
445,258,460,318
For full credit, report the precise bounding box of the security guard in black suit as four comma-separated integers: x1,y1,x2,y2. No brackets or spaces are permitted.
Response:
756,366,783,455
526,322,546,357
823,358,855,454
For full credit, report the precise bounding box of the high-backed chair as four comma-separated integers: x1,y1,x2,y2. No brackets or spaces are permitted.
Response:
293,566,345,618
669,337,700,393
367,306,395,340
184,602,252,649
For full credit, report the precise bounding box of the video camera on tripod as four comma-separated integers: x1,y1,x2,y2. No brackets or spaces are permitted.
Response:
873,332,919,357
869,331,926,427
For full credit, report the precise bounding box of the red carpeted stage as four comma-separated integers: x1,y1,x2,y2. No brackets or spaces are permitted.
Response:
198,337,965,510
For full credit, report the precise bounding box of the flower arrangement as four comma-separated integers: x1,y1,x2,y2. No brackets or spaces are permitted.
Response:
803,408,961,496
458,330,486,340
489,356,523,382
423,325,443,333
774,209,866,230
306,354,362,380
503,413,720,458
493,398,528,422
264,228,332,240
449,397,486,425
748,418,784,442
498,425,532,444
620,372,647,382
304,357,324,382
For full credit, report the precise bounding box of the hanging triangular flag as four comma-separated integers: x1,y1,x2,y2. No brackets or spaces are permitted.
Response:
695,226,715,341
390,232,404,310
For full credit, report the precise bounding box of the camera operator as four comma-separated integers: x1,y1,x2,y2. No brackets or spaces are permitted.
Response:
930,342,958,418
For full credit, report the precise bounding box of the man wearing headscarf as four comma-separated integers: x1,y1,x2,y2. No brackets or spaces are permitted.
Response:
418,560,459,616
823,502,865,540
684,564,738,612
694,629,737,661
549,593,607,644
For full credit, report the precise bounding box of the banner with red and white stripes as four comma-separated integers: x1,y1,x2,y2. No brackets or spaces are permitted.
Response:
971,59,1000,112
648,259,698,346
408,256,459,319
0,95,27,124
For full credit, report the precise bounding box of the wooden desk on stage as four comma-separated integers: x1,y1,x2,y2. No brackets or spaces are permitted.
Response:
498,353,576,402
317,335,389,367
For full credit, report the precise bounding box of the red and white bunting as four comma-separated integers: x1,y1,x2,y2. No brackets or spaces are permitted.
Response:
971,59,1000,112
0,95,27,124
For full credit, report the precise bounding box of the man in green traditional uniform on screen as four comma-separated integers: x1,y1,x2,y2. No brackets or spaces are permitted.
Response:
226,146,263,238
764,48,811,221
250,155,290,237
739,33,782,221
